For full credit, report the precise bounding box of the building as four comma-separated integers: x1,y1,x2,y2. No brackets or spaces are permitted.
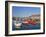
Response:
30,14,40,23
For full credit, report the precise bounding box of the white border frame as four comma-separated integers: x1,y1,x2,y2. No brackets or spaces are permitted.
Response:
8,2,44,35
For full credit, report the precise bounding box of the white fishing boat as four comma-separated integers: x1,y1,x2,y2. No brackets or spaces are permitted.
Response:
14,21,22,28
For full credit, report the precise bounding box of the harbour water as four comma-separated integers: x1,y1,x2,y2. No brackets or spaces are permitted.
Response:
12,20,40,31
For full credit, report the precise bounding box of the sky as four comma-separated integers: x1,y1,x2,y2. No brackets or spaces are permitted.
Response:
12,6,40,17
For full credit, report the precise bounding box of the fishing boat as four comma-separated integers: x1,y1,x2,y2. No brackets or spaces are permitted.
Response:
14,21,22,28
22,20,36,25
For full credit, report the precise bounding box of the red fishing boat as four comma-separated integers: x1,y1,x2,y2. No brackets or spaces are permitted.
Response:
23,20,36,25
